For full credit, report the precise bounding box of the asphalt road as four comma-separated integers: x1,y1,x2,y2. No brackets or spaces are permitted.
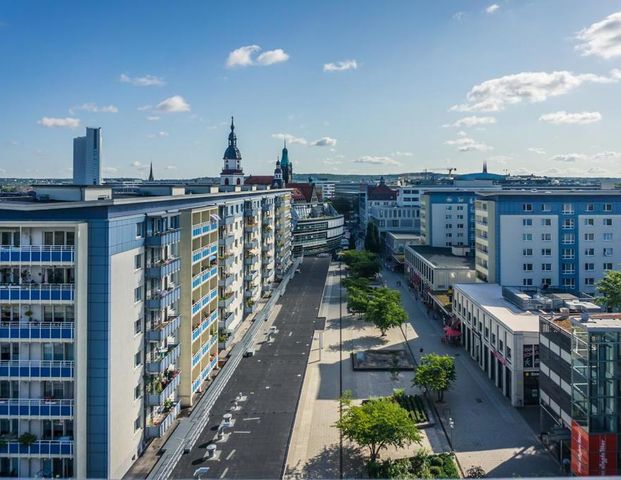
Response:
172,257,330,479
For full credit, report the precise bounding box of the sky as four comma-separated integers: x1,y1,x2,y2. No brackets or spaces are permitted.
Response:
1,1,621,179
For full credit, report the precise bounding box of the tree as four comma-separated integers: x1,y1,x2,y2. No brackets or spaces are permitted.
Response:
348,286,371,316
365,288,408,336
412,354,456,402
596,270,621,311
336,396,422,463
465,466,487,478
342,250,380,279
365,222,380,253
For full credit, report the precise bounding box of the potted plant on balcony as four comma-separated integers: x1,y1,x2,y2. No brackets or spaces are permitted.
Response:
18,432,37,447
162,398,173,413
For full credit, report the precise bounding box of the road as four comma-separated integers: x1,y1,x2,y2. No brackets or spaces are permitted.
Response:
171,257,330,479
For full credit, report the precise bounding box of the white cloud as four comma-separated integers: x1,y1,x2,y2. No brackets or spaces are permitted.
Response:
485,4,500,14
550,153,589,163
443,115,496,128
146,116,160,121
311,137,337,147
528,147,546,155
166,165,177,170
256,48,289,66
37,117,80,128
70,103,118,114
272,133,308,145
539,110,602,125
131,160,149,171
147,131,169,138
392,151,413,157
226,45,289,68
451,70,619,112
446,132,493,152
575,11,621,59
119,73,165,87
323,60,358,72
155,95,190,113
354,155,401,166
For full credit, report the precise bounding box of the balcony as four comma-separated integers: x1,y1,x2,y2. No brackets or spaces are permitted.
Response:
145,228,181,247
244,255,259,267
145,315,181,343
245,284,259,298
0,439,73,457
244,206,260,217
0,360,74,379
146,370,180,406
146,257,181,279
0,398,74,418
191,288,218,315
146,401,180,438
0,245,75,264
218,273,234,288
219,233,234,248
245,239,259,250
145,285,180,310
244,223,259,233
192,221,217,238
191,266,218,290
220,254,235,269
0,322,74,341
192,244,218,264
244,271,258,283
218,293,235,309
0,284,74,303
146,344,180,374
192,310,218,342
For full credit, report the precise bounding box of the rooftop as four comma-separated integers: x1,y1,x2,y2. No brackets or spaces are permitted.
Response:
570,313,621,332
477,189,621,198
386,232,421,240
454,283,540,333
408,245,475,270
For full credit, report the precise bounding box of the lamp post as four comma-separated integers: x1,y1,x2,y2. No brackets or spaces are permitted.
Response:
448,417,455,451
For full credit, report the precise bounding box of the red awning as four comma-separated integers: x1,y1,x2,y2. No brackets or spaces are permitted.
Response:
443,326,461,337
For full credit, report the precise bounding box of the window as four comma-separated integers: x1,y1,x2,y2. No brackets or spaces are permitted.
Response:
134,253,143,270
603,263,613,270
562,219,574,229
562,203,574,214
523,248,533,256
134,287,142,303
584,263,594,271
541,263,552,271
522,278,533,286
134,416,141,432
562,233,574,244
523,263,533,271
585,278,595,286
506,346,512,360
542,233,552,241
542,278,552,286
586,203,594,212
541,248,552,256
522,218,532,226
604,232,613,241
541,218,552,226
522,233,532,241
134,319,142,335
541,203,551,212
445,214,452,220
135,222,145,238
603,247,614,257
584,233,595,241
562,278,575,288
446,224,453,229
604,218,613,226
134,351,141,367
604,203,612,212
523,203,533,212
584,218,594,226
562,248,574,259
562,264,575,274
134,384,142,400
585,248,594,256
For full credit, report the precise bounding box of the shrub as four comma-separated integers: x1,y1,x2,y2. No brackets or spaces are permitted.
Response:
429,465,443,477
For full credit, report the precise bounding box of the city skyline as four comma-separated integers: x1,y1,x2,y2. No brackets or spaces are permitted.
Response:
1,1,621,178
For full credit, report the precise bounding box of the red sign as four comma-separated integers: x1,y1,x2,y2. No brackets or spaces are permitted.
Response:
571,421,618,476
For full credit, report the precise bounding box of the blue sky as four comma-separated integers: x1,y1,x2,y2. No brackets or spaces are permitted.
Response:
1,0,621,178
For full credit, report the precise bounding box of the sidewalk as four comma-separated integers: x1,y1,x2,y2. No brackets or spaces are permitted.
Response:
285,263,450,479
381,268,560,478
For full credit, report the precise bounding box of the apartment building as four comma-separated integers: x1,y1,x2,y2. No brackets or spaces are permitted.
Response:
474,191,621,293
420,189,477,248
359,180,420,235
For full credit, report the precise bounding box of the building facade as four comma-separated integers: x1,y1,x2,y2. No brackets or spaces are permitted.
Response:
420,190,477,248
72,127,102,186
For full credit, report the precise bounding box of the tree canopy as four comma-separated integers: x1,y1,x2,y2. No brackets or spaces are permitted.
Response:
365,222,381,253
412,354,456,402
596,269,621,311
365,288,408,336
341,249,380,279
336,396,422,462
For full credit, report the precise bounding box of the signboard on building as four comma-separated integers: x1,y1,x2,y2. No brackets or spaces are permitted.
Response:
571,421,618,476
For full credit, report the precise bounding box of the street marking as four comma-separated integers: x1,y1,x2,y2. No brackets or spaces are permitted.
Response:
226,449,235,460
288,331,292,336
233,430,251,434
243,417,260,421
220,467,229,478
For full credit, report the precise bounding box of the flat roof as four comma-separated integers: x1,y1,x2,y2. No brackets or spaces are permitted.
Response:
386,232,421,240
455,283,539,333
571,313,621,332
477,189,621,197
408,245,475,270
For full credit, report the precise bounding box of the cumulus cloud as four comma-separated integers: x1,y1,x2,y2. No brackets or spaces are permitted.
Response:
485,4,500,14
539,110,602,125
155,95,190,113
446,131,493,152
443,115,496,128
575,11,621,59
226,45,289,68
550,153,589,163
272,133,308,145
392,151,413,157
323,60,358,72
146,115,160,121
528,147,546,155
311,137,337,147
37,117,80,128
450,70,619,112
70,103,118,114
354,155,401,166
119,73,165,86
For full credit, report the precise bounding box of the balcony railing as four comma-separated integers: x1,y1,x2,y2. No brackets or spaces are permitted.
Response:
0,245,75,264
0,284,75,302
145,315,181,343
191,244,218,264
0,398,74,418
218,293,235,309
146,371,180,407
0,360,74,378
244,206,260,217
146,344,180,374
192,310,218,343
191,288,218,315
145,285,180,310
219,254,235,269
0,439,73,457
145,228,181,247
191,266,218,290
146,257,181,279
146,401,180,439
192,221,218,238
0,322,74,340
218,274,234,288
244,255,259,266
219,233,235,248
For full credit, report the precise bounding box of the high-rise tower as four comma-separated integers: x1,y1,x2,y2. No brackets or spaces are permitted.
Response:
73,127,102,185
280,140,292,184
220,117,244,187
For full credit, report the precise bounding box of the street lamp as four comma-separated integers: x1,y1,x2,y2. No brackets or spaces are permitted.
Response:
448,417,455,451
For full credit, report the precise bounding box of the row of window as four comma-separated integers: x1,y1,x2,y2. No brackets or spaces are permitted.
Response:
522,232,615,242
522,202,614,213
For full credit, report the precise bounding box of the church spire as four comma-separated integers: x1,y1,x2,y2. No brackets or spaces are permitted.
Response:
148,162,154,181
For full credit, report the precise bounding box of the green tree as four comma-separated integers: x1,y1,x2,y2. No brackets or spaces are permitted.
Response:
347,286,371,316
365,288,408,336
335,397,422,463
596,269,621,311
342,250,380,279
365,222,380,253
412,354,456,402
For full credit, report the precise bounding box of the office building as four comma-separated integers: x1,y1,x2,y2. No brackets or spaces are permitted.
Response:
72,127,102,186
420,189,477,248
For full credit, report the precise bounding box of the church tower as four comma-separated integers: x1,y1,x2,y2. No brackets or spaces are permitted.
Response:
272,156,284,189
220,117,245,187
280,140,292,184
148,162,154,181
